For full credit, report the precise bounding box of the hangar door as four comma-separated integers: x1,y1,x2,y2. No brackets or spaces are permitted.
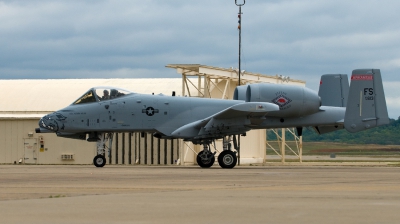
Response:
24,138,38,164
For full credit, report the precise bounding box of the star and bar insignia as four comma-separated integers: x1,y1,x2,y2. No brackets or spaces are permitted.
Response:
142,107,159,116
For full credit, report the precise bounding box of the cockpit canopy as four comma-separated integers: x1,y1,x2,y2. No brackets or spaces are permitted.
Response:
73,87,133,105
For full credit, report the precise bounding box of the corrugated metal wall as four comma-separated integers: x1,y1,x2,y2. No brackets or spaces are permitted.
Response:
0,119,181,165
0,120,25,164
109,132,180,165
0,119,95,164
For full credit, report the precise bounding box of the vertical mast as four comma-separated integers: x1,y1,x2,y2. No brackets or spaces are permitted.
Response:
235,0,245,86
235,0,245,166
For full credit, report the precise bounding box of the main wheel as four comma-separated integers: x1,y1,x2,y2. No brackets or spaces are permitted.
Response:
93,155,106,167
218,150,237,169
196,150,215,168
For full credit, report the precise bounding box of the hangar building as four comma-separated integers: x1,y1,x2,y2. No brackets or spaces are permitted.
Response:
0,64,305,165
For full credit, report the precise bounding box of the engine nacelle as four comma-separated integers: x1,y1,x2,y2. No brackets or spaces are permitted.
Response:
233,85,248,101
235,83,321,117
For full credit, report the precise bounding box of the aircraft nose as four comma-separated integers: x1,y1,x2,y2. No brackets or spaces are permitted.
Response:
37,114,59,132
38,116,47,129
36,117,48,133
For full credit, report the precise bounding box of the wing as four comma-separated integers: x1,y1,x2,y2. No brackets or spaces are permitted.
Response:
171,102,279,140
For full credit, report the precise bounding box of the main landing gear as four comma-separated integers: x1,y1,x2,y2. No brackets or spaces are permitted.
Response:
196,135,239,169
196,145,216,168
93,133,113,167
218,150,237,169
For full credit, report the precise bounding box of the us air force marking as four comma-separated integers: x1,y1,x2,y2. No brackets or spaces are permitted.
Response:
142,107,159,116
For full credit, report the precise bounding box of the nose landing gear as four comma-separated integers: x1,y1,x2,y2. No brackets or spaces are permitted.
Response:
93,154,106,167
93,133,113,167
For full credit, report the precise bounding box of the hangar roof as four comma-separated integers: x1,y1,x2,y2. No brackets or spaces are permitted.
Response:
1,65,306,119
0,78,183,114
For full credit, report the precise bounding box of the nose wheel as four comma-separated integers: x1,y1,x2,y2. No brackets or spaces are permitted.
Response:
94,132,113,167
93,155,106,167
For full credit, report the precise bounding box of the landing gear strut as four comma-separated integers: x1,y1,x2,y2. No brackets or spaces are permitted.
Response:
217,136,238,169
94,133,113,167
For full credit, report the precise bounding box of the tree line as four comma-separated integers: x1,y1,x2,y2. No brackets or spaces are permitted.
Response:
267,118,400,145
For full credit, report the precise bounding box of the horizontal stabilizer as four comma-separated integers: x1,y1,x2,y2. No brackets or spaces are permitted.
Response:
313,125,344,134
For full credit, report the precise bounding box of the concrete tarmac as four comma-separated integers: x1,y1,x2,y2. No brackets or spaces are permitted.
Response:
1,165,400,224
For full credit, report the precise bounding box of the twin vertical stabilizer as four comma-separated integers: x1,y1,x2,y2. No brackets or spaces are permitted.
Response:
344,69,389,133
318,74,349,107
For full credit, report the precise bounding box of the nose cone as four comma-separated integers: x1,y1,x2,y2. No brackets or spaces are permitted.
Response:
38,113,60,132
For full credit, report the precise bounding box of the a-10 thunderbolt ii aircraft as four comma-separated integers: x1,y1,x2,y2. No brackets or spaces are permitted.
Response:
36,69,389,168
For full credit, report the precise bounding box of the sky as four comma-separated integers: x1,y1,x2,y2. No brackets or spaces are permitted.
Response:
1,0,400,118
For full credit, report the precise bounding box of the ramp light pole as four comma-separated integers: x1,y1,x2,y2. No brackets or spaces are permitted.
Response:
235,0,245,166
235,0,245,86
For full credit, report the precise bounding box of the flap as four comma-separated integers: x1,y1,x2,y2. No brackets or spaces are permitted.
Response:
171,102,279,139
